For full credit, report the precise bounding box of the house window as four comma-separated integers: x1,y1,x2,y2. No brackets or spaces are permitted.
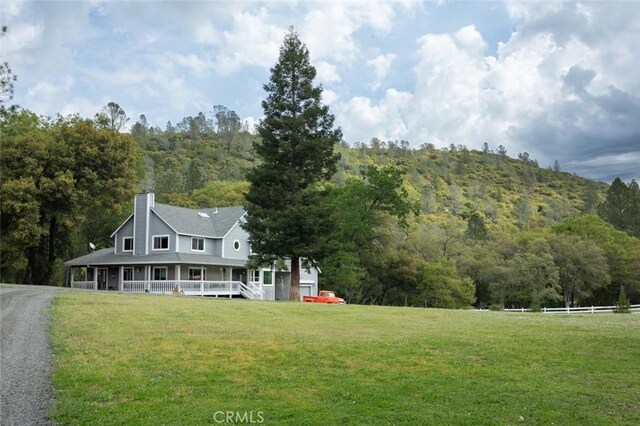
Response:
250,270,260,283
263,270,273,285
123,268,133,281
191,237,205,252
153,235,169,250
153,267,167,281
123,237,133,252
233,240,241,251
188,267,206,281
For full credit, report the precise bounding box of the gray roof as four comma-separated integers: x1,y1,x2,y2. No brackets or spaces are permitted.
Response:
64,248,248,267
152,203,245,238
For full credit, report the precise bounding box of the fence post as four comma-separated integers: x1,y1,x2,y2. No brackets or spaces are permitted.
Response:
567,306,570,314
544,307,546,313
591,306,594,314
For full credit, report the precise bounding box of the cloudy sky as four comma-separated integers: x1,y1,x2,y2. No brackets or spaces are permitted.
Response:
2,0,639,183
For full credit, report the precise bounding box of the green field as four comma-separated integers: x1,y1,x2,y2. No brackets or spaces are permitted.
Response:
51,292,640,425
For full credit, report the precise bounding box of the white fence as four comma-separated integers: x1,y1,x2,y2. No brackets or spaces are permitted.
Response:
503,304,640,314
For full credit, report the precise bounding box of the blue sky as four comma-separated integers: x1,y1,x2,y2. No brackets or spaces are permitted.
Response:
2,0,639,183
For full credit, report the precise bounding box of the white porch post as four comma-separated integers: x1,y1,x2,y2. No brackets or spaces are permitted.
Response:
92,267,97,290
145,265,150,292
119,266,123,292
229,267,233,298
70,268,75,287
176,264,181,283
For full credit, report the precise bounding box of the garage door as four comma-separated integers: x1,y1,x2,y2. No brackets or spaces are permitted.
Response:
299,285,313,299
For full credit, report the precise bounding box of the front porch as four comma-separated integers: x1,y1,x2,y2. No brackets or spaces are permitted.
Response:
68,264,264,300
71,279,264,299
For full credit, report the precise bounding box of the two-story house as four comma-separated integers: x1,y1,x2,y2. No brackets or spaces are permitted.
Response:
64,191,319,300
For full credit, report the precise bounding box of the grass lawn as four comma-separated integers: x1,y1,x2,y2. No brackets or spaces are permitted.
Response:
51,292,640,425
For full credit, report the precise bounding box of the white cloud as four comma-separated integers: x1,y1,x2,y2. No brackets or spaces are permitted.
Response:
0,22,44,54
302,6,358,64
336,2,640,183
0,0,25,20
322,89,338,105
301,1,398,64
174,53,214,75
315,61,341,84
215,8,285,75
193,22,219,45
60,97,104,119
26,76,73,99
367,53,396,90
338,88,412,143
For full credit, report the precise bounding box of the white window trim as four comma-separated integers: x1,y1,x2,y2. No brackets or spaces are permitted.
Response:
123,267,134,281
152,235,170,251
233,240,241,251
262,269,274,286
191,237,205,252
123,237,134,252
152,266,168,281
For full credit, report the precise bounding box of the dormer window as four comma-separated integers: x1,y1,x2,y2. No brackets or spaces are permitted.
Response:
152,235,169,251
123,237,133,252
191,237,205,252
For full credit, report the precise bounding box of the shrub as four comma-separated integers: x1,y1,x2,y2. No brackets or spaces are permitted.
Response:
614,286,631,314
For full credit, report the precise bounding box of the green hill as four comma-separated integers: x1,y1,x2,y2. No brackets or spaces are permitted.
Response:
130,126,640,309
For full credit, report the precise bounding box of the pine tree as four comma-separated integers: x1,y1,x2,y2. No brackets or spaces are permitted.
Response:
598,177,629,230
465,212,488,241
243,28,341,301
626,179,640,237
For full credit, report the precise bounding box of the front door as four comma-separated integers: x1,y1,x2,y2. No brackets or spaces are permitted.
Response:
97,268,108,290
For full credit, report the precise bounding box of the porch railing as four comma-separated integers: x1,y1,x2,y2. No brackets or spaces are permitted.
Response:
121,280,252,298
72,279,264,300
241,281,265,300
70,281,96,290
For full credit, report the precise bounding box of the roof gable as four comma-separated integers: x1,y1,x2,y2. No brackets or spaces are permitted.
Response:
151,203,245,238
110,214,134,238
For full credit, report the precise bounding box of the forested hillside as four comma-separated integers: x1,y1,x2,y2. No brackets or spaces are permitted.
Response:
2,106,639,308
122,110,638,309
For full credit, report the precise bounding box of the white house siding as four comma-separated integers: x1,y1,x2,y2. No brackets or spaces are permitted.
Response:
223,222,250,260
114,218,134,255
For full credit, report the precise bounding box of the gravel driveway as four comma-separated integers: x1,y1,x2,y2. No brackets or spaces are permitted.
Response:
1,285,61,426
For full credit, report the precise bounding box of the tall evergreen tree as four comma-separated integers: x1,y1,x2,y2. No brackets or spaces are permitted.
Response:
465,212,488,241
599,177,629,230
626,179,640,237
243,28,341,301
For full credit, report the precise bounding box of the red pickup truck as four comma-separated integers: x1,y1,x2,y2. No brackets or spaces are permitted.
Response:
303,290,346,304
